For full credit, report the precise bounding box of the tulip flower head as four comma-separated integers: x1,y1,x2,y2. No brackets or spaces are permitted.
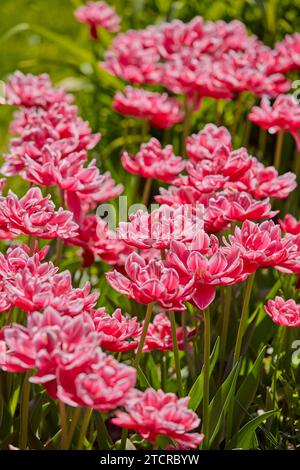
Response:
111,388,204,448
265,296,300,327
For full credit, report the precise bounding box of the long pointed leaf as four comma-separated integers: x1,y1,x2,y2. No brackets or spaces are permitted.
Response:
232,346,266,430
227,410,275,449
188,337,220,411
208,361,240,446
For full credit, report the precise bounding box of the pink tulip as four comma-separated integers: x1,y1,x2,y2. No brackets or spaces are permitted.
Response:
279,214,300,235
186,124,232,163
104,17,289,99
0,244,98,315
224,220,289,273
184,146,252,193
238,159,297,199
66,214,132,267
274,33,300,73
111,388,204,448
265,296,300,327
143,312,194,352
168,230,246,309
3,102,100,177
57,349,136,411
275,234,300,275
249,95,300,149
0,187,78,239
113,86,183,129
118,205,204,250
6,71,72,109
91,308,142,352
208,191,278,223
103,29,163,85
0,308,136,411
106,252,195,311
155,185,207,207
121,138,185,183
74,1,120,39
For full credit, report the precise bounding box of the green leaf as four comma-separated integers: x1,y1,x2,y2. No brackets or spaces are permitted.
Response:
208,361,240,446
227,410,276,449
188,337,220,411
232,347,266,430
0,23,123,90
136,367,151,389
145,354,160,390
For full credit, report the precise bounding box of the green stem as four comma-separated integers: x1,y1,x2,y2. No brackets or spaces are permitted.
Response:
233,273,255,367
274,130,284,171
55,239,64,266
231,92,243,136
18,371,31,449
214,99,223,126
169,311,184,397
258,128,267,159
243,119,252,148
182,95,193,157
59,400,68,450
133,302,154,369
65,407,81,449
141,119,149,143
120,427,128,450
77,408,92,450
181,310,194,380
202,307,211,448
219,286,232,380
29,235,36,256
141,178,153,206
95,412,113,450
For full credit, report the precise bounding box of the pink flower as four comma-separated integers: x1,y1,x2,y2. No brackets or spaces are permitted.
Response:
66,214,132,267
279,214,300,235
0,244,98,315
155,188,229,234
113,87,183,129
106,252,195,311
111,388,204,448
162,52,233,99
104,16,289,100
143,313,194,352
184,146,252,193
23,148,122,209
208,191,277,223
121,138,185,183
264,297,300,327
0,188,78,239
224,220,289,273
3,102,101,177
155,185,206,207
239,159,297,199
275,234,300,275
118,205,204,250
217,49,290,98
91,308,142,352
74,1,120,39
168,230,246,309
186,124,232,163
5,71,72,109
103,29,163,85
274,33,300,73
57,349,136,411
25,147,124,211
249,95,300,149
0,308,136,411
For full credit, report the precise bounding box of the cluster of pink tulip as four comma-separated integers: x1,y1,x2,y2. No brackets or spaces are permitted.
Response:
0,0,300,452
